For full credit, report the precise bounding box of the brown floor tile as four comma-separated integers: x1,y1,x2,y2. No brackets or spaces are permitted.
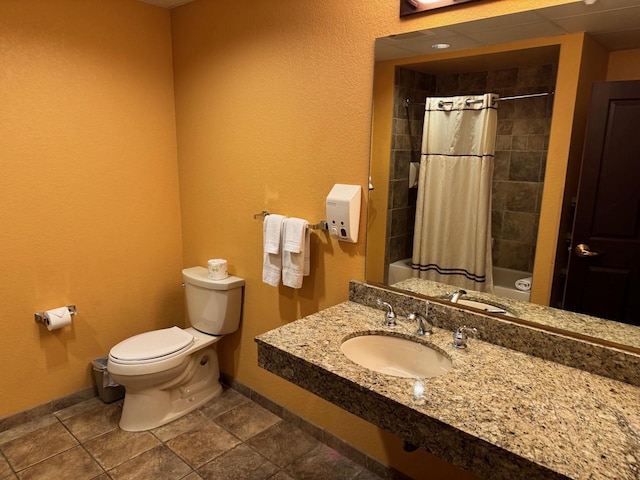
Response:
197,444,279,480
53,397,106,421
0,422,77,471
281,409,323,441
15,445,103,480
198,387,249,420
108,445,192,480
60,403,121,443
353,468,388,480
0,416,58,445
0,405,52,437
3,385,387,480
83,428,160,470
166,418,241,469
0,454,13,477
269,472,296,480
151,410,209,442
284,444,364,480
214,402,281,441
322,431,366,468
181,472,204,480
246,421,319,468
50,387,96,413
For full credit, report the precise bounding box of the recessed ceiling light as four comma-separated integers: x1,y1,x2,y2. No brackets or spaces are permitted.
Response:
432,43,451,49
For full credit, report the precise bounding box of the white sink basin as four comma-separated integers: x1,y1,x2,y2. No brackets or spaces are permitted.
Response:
340,335,451,378
456,299,515,317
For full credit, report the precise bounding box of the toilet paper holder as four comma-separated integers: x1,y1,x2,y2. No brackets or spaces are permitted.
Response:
34,305,77,324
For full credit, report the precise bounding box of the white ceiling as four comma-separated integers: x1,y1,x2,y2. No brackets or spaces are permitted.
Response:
376,0,640,61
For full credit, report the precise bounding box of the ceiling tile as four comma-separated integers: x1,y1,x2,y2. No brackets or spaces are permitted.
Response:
463,21,567,46
550,6,640,34
592,28,640,51
451,11,549,34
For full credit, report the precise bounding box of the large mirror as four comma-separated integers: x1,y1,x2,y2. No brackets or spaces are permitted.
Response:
366,0,640,352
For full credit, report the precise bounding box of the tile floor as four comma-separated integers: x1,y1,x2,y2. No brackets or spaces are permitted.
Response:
0,387,385,480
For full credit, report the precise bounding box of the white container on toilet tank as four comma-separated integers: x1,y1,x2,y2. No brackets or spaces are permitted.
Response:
107,266,244,431
326,184,361,243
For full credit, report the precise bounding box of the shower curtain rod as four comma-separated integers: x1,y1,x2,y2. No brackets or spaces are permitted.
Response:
405,91,553,107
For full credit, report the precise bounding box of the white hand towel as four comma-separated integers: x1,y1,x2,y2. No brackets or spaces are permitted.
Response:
262,214,286,287
282,217,310,289
264,214,286,254
515,277,532,292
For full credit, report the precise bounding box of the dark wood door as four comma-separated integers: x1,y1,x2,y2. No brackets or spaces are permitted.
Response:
564,80,640,326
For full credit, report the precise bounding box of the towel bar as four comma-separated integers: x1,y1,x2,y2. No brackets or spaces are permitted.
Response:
253,211,328,231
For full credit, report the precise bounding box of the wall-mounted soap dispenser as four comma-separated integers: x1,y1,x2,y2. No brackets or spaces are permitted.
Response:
326,184,362,243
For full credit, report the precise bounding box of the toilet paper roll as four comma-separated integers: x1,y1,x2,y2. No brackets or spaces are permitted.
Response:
44,307,72,331
207,259,228,280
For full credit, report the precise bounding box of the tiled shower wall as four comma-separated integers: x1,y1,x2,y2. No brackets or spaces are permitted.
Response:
386,62,557,280
386,69,436,279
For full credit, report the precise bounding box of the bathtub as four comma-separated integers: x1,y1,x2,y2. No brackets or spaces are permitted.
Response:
388,259,531,302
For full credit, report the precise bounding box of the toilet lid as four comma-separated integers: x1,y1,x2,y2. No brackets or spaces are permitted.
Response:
110,326,194,364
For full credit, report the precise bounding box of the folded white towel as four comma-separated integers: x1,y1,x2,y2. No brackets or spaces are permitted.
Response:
283,217,306,253
262,214,286,287
515,277,532,292
264,214,286,254
282,217,310,289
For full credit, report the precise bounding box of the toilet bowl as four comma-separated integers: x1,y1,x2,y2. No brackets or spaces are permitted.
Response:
107,267,244,432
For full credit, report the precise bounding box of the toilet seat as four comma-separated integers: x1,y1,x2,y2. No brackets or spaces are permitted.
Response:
109,326,194,365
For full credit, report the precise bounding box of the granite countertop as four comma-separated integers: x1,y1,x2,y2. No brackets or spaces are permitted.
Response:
256,301,640,480
393,278,640,351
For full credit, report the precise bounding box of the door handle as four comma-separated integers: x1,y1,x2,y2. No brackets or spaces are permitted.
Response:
575,243,600,258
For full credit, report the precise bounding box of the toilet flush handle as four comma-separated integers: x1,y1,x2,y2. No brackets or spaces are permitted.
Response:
181,283,186,289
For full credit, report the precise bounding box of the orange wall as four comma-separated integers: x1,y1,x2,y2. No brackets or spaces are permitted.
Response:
170,1,575,477
607,48,640,80
1,0,579,477
0,0,183,417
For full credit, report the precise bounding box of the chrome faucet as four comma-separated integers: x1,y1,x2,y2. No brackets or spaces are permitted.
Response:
453,325,477,349
450,290,467,303
408,312,433,336
376,299,396,327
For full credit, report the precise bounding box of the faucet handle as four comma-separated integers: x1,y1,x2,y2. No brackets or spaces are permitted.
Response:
453,325,477,349
376,298,396,327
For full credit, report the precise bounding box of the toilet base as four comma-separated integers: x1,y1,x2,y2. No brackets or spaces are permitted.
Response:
116,346,222,431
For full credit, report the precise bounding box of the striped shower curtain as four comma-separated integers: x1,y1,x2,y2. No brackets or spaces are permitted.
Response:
411,93,498,293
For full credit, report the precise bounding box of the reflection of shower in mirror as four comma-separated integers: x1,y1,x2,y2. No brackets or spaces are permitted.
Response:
388,258,531,302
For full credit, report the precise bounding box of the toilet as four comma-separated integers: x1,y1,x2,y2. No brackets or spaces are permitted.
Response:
107,266,244,432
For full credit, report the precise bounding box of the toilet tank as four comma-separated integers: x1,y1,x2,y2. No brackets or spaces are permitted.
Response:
182,266,245,335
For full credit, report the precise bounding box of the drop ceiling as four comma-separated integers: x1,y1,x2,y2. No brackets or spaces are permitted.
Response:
376,0,640,61
136,0,640,61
